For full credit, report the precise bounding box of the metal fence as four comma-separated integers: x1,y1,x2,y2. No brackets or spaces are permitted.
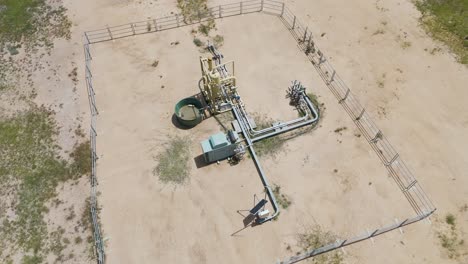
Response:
275,5,435,218
82,1,435,263
84,0,285,44
272,4,436,264
84,40,105,264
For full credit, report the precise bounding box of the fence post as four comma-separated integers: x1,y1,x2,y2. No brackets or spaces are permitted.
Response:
219,5,222,18
339,88,350,103
281,3,285,17
292,16,296,30
84,44,92,60
261,0,264,11
131,23,136,35
386,153,399,166
107,26,113,40
84,32,91,44
371,131,382,143
318,50,324,64
330,70,336,83
356,108,365,121
303,27,308,42
240,2,243,14
176,14,180,27
86,64,93,78
153,19,158,31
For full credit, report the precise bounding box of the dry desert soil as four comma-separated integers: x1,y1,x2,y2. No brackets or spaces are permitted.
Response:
1,0,467,264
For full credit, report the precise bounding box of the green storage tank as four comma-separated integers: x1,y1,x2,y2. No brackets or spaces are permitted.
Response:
174,97,203,127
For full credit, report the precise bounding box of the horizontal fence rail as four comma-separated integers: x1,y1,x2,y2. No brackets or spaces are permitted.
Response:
82,1,435,263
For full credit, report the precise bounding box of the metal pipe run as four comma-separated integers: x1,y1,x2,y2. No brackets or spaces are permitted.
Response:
231,105,280,223
251,95,319,142
204,45,320,224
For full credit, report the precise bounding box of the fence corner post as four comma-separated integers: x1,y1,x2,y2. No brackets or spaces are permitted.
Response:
84,32,91,44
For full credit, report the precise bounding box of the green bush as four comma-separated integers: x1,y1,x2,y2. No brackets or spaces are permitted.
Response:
193,38,204,47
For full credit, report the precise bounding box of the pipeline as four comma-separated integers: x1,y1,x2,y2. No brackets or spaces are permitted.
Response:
232,105,280,223
250,95,319,142
205,44,320,223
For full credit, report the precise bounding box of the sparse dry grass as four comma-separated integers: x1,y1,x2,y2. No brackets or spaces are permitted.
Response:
297,225,343,264
252,113,287,158
272,184,292,209
415,0,468,64
0,106,93,262
436,213,467,260
154,136,192,184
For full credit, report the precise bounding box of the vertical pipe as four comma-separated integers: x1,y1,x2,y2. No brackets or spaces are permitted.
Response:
219,5,222,18
240,2,243,14
261,0,264,11
292,16,296,30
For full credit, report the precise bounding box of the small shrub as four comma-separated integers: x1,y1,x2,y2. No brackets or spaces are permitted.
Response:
334,127,347,133
74,236,83,244
198,23,211,35
213,35,224,48
68,67,78,84
193,38,204,47
445,214,456,226
6,44,20,55
401,41,412,49
377,79,385,88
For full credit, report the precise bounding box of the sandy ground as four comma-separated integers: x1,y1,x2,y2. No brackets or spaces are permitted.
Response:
90,12,437,263
11,0,464,263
